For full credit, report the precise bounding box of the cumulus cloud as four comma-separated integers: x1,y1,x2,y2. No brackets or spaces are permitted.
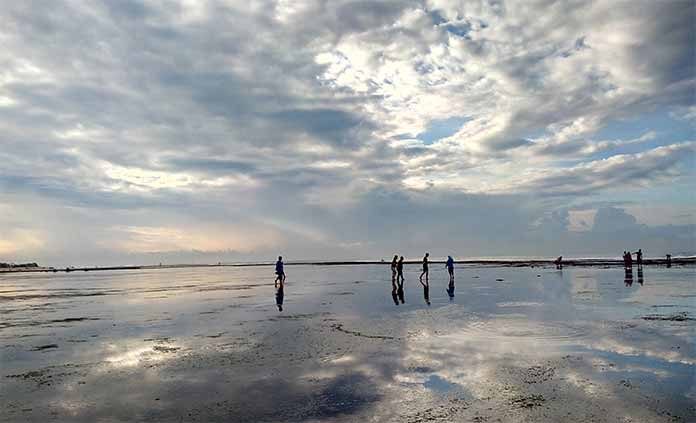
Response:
0,1,693,264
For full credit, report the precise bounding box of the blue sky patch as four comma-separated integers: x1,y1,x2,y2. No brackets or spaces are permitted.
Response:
418,116,470,144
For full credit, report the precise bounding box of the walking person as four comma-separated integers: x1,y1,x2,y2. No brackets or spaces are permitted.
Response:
274,256,285,287
419,253,429,283
397,256,405,283
391,255,398,283
446,255,455,282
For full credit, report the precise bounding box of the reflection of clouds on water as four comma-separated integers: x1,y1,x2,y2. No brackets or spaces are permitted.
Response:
103,342,181,368
585,336,694,366
2,265,695,421
570,273,600,303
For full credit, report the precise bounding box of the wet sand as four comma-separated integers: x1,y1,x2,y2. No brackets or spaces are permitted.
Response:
1,264,694,422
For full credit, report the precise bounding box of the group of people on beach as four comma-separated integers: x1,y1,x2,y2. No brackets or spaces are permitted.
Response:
389,253,455,283
272,250,674,310
389,253,456,306
623,249,643,269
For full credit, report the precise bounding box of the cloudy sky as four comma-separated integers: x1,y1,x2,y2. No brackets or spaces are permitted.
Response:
1,0,694,266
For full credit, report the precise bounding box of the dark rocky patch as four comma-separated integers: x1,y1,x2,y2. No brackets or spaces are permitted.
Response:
31,344,58,351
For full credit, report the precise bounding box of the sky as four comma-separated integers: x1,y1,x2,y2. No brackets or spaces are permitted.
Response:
0,0,694,266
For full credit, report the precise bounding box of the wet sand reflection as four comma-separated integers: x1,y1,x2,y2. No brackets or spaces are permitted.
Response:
1,265,694,422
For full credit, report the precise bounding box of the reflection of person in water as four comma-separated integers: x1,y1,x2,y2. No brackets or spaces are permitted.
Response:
624,266,633,287
274,256,285,287
421,278,430,306
275,284,284,311
447,279,455,300
637,267,644,285
391,255,398,283
397,278,405,304
391,280,399,305
396,256,405,283
446,255,455,282
420,253,429,283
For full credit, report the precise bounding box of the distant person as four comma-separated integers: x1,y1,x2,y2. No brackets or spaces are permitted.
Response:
397,256,405,283
666,254,672,268
420,253,429,283
446,256,455,282
275,284,284,311
635,249,643,267
626,250,633,269
391,255,398,283
554,256,563,269
274,256,285,287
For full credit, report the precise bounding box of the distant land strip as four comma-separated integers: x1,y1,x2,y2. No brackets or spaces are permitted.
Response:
0,257,694,274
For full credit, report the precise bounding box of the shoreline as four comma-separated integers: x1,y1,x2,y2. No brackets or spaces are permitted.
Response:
1,257,693,274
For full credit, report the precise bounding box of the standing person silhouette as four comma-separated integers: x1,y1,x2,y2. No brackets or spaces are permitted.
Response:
446,255,454,282
274,256,285,287
635,249,643,267
626,250,633,269
397,256,405,283
391,255,398,283
420,252,429,283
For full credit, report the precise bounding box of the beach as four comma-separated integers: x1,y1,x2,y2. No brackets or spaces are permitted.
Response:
1,264,694,422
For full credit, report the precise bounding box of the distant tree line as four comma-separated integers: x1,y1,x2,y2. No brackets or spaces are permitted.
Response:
0,262,39,268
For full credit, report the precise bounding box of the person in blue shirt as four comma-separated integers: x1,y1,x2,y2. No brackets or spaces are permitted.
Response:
446,256,454,282
274,256,285,287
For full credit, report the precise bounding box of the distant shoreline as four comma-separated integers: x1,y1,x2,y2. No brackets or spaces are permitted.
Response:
1,257,694,274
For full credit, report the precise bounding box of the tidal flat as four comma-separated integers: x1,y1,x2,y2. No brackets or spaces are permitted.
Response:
1,264,694,422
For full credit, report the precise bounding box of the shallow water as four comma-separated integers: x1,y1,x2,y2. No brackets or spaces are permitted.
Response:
1,264,694,422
